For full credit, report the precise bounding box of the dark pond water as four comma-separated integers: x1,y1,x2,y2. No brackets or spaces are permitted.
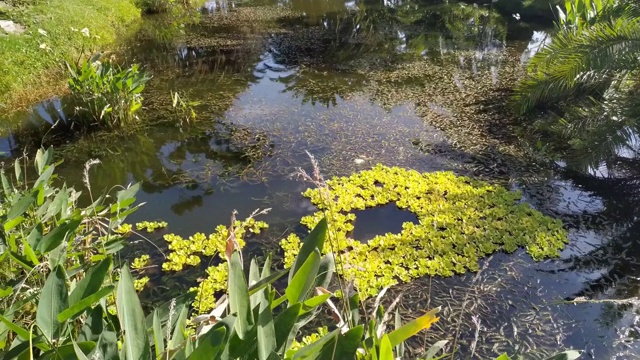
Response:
2,0,640,358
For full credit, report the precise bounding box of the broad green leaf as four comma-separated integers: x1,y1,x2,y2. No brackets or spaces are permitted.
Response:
292,329,339,360
39,341,96,360
94,330,119,360
378,335,394,360
248,269,288,296
289,218,327,282
256,289,276,360
387,307,439,347
116,265,150,360
0,286,12,298
69,258,112,306
2,337,36,360
0,314,32,341
286,251,320,304
249,259,261,310
72,339,93,360
187,326,226,360
21,237,39,266
14,159,22,183
495,354,511,360
116,183,140,206
315,254,335,289
261,253,272,279
300,293,331,315
544,350,583,360
9,251,34,271
6,190,37,221
318,325,364,360
26,224,43,252
1,169,12,197
36,265,68,342
152,310,165,359
3,216,24,232
274,303,301,350
38,219,82,253
78,306,104,343
33,165,55,190
35,147,53,174
58,286,114,322
228,251,253,340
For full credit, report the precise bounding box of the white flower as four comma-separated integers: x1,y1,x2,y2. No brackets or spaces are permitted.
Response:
512,13,521,21
37,28,47,36
81,27,90,37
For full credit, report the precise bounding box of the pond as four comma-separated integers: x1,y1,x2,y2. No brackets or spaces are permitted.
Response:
1,0,640,358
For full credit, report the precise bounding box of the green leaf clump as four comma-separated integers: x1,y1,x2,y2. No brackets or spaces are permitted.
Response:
281,165,568,298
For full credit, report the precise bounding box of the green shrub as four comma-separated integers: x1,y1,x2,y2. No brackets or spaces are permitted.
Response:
66,57,150,128
0,148,141,352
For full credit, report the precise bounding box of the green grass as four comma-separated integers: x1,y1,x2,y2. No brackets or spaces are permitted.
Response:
0,0,141,111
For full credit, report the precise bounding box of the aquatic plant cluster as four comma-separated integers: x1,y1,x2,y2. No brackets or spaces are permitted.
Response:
159,217,268,312
281,165,568,298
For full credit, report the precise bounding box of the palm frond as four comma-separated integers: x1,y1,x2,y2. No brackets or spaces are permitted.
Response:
514,2,640,114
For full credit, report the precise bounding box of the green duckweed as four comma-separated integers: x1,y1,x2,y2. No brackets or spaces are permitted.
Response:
280,165,568,298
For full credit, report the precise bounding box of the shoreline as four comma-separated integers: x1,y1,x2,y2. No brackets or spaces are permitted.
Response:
0,0,142,114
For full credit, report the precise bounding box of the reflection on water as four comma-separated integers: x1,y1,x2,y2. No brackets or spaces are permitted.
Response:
2,0,640,357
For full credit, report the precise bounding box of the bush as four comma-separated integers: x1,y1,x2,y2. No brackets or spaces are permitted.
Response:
66,56,150,128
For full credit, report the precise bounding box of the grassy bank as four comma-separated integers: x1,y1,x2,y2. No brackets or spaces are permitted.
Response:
0,0,141,112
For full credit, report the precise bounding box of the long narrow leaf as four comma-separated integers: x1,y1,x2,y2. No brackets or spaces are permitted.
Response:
286,251,320,304
58,286,114,322
116,265,150,360
387,307,440,347
69,258,112,306
187,326,226,360
289,218,327,282
228,251,253,339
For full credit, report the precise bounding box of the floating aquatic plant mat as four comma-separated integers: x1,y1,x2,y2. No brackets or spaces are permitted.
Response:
281,165,568,298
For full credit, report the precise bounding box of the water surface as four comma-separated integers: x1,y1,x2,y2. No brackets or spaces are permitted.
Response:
2,1,640,358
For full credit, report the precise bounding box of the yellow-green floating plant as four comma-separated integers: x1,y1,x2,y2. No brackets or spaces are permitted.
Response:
161,218,268,313
280,165,568,298
136,221,168,232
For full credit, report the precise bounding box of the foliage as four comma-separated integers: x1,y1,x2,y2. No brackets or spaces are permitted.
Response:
514,1,640,165
171,91,201,125
281,165,568,298
0,0,141,110
159,216,268,313
135,220,167,232
66,56,150,128
0,150,581,359
0,147,141,353
184,218,442,360
556,0,617,30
